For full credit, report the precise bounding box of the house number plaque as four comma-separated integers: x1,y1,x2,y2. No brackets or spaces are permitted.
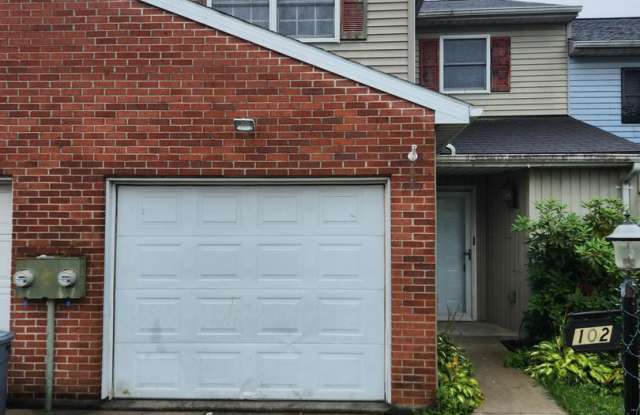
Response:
564,310,621,353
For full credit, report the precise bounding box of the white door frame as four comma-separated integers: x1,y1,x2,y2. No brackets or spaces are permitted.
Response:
101,177,392,402
437,187,477,321
0,178,12,331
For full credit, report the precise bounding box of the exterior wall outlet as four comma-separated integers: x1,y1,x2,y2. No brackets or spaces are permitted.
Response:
14,257,86,299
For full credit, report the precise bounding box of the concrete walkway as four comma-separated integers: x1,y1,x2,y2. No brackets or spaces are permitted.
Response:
456,336,565,415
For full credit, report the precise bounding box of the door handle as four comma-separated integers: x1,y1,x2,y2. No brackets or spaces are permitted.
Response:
464,249,472,261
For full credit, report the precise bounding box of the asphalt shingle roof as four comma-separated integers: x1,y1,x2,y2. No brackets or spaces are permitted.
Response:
444,116,640,155
572,18,640,42
420,0,566,14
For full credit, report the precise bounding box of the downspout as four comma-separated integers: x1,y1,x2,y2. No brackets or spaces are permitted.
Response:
445,143,456,156
622,162,640,214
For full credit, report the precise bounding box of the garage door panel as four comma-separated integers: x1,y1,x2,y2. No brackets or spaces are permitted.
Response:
114,185,386,400
117,186,384,237
114,343,384,400
117,236,383,291
116,289,383,345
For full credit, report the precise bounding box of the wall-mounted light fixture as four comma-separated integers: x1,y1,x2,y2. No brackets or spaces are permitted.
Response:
501,182,518,209
407,144,418,162
233,118,256,133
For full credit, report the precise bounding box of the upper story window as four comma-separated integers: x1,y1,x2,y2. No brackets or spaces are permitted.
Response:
622,68,640,124
210,0,339,42
440,35,490,94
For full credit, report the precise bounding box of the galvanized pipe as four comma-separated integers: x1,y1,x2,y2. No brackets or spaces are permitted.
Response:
45,300,55,411
622,162,640,214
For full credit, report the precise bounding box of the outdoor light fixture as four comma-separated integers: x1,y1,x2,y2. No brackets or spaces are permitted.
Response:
501,182,517,209
607,215,640,271
233,118,256,133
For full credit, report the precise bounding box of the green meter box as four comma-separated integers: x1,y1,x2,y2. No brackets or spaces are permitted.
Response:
14,256,86,300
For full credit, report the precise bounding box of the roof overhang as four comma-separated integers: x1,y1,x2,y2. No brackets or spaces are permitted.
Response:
438,153,640,172
417,6,581,27
140,0,479,125
570,40,640,57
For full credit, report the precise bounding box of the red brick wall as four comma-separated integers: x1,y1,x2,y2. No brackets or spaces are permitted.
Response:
0,0,437,407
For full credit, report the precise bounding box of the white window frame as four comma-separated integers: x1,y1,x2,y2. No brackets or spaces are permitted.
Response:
207,0,340,43
439,34,491,94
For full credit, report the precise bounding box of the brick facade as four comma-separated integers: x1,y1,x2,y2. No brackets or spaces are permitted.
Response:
0,0,437,407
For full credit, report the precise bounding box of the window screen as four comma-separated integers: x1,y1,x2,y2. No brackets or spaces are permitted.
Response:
442,38,488,91
278,0,335,39
210,0,269,29
623,68,640,124
211,0,336,40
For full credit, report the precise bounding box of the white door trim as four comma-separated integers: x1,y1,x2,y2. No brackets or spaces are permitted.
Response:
437,187,477,321
0,180,12,331
101,177,392,402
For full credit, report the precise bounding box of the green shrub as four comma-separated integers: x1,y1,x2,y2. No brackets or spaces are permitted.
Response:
524,337,623,393
513,199,627,339
503,348,530,370
422,335,483,415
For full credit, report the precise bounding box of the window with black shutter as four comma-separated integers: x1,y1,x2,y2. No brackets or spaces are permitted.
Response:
622,68,640,124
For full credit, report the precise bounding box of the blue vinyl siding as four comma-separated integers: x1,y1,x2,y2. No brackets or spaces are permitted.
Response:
569,57,640,143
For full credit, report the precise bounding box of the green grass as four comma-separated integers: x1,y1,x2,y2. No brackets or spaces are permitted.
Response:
542,382,623,415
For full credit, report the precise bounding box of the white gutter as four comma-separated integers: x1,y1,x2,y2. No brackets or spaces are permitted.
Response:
438,153,640,168
141,0,477,125
572,40,640,49
418,6,582,18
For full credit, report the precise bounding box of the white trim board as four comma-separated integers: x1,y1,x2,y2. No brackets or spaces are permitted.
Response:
139,0,477,125
0,182,12,331
101,177,393,402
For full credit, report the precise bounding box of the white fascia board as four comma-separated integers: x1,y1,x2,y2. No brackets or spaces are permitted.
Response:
418,5,582,18
140,0,474,125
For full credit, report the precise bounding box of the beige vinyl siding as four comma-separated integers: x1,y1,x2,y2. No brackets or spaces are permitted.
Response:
315,0,411,80
529,167,637,217
485,172,529,332
417,24,569,116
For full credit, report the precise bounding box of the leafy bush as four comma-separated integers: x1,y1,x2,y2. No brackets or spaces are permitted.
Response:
421,335,483,415
513,199,627,339
524,337,623,393
503,348,530,370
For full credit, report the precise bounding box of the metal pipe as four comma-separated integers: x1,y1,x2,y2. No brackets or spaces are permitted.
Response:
445,143,456,156
622,162,640,214
45,300,55,411
622,278,639,415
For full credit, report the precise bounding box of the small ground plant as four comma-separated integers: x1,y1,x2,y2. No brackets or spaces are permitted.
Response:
504,338,624,415
525,337,622,392
420,335,483,415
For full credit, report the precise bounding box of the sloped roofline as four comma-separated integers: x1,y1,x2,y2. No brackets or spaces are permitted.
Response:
140,0,479,125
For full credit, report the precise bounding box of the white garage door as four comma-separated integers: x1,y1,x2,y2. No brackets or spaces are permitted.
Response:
113,185,386,400
0,185,11,331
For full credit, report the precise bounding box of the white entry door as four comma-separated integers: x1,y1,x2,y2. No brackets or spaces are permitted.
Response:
437,192,473,321
112,185,386,400
0,185,11,331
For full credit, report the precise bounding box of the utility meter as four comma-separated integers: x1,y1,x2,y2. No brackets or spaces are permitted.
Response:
14,257,86,299
57,269,77,288
14,269,35,288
